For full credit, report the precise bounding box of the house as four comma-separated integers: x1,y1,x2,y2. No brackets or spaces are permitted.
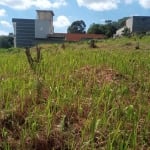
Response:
12,10,54,47
116,16,150,36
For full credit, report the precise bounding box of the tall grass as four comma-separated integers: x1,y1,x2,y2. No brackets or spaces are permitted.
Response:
0,38,150,149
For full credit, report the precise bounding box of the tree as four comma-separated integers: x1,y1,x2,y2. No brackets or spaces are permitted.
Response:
117,17,129,28
105,20,112,24
122,27,131,37
87,17,130,38
0,36,13,48
87,23,105,34
104,21,118,37
67,20,86,33
87,22,117,37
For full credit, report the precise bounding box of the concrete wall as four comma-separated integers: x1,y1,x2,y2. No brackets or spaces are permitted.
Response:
12,18,35,47
12,22,16,47
126,16,150,33
132,16,150,33
35,20,53,39
126,17,133,32
36,10,54,35
116,27,125,36
36,10,54,20
65,33,105,41
12,10,55,47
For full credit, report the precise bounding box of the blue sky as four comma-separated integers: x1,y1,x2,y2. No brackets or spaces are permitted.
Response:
0,0,150,35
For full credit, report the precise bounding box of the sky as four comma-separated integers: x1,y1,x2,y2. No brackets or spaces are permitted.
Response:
0,0,150,35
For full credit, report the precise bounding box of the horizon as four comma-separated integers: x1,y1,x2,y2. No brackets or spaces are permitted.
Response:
0,0,150,35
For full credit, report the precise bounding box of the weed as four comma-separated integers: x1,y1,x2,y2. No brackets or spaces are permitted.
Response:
0,37,150,149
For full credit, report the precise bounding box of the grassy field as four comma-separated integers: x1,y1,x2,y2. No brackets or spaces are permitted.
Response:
0,37,150,149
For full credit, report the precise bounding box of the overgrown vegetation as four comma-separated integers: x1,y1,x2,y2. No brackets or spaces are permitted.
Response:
67,17,128,37
0,36,13,48
67,20,86,34
0,36,150,149
87,17,129,37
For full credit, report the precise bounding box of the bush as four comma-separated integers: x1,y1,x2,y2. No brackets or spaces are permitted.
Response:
0,36,14,48
89,40,97,48
146,31,150,36
122,27,131,37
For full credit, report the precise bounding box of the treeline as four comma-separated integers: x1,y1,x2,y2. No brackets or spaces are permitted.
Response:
0,36,14,48
67,17,129,38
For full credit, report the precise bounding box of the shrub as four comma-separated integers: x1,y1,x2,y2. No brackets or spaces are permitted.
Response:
89,40,97,48
0,36,13,48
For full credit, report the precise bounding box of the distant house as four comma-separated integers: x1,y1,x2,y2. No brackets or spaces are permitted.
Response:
116,16,150,36
12,10,54,47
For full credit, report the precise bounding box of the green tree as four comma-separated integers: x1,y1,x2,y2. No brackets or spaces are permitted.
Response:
87,17,129,38
87,23,105,34
87,21,117,37
117,17,129,28
67,20,86,33
122,27,131,37
0,36,13,48
104,21,118,37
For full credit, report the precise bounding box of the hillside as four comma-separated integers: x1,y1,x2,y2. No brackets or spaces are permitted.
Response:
0,37,150,149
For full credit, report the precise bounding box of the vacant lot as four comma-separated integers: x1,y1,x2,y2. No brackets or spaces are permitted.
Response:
0,37,150,149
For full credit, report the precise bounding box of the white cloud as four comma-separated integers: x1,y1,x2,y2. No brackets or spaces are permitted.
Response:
124,0,134,4
125,0,150,9
139,0,150,8
0,20,12,28
0,0,67,10
76,0,120,11
54,16,71,28
76,0,150,11
0,8,6,16
0,30,8,35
